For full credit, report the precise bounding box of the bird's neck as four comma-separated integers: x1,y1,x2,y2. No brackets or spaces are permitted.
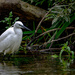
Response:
14,27,22,35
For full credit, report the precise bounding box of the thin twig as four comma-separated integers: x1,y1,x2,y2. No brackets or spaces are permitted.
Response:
35,6,55,33
35,1,75,34
27,28,58,46
39,48,61,52
51,33,75,43
28,48,61,53
37,27,75,39
27,32,74,51
40,32,75,48
73,41,75,44
27,27,75,46
37,28,59,38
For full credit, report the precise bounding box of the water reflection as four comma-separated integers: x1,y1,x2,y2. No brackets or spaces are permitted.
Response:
0,55,75,75
0,61,33,75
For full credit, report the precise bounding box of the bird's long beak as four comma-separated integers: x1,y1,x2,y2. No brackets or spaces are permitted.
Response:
22,25,31,31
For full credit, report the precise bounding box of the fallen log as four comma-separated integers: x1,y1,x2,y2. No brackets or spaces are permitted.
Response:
0,0,47,22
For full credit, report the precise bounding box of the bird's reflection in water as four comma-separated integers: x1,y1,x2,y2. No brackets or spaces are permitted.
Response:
0,61,33,75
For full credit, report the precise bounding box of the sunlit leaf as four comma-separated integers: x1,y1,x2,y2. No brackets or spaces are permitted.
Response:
67,46,70,51
51,54,58,58
59,49,64,60
71,51,74,60
52,17,59,25
9,11,13,17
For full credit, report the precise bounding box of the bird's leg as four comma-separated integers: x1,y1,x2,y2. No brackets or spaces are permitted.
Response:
3,54,11,60
3,55,6,60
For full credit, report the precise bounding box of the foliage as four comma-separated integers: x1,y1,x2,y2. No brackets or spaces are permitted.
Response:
51,41,74,66
22,0,53,8
0,0,74,57
22,0,75,47
51,54,58,58
59,41,74,62
23,12,75,47
20,4,75,54
20,43,28,54
22,0,75,9
0,11,19,29
22,0,75,42
45,2,75,25
22,0,75,46
43,2,75,48
55,13,75,39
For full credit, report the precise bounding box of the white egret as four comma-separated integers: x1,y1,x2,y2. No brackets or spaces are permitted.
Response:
0,21,31,55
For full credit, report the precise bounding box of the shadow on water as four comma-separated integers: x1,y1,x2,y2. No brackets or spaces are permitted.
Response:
0,54,75,75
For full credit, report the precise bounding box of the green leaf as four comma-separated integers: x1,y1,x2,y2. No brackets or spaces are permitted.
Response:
10,18,12,21
55,14,75,39
51,54,58,58
5,17,9,21
9,11,13,17
67,46,70,51
15,17,19,21
59,49,64,60
71,51,74,60
33,21,35,30
66,41,68,45
13,17,19,24
64,16,70,22
52,17,59,25
0,20,5,23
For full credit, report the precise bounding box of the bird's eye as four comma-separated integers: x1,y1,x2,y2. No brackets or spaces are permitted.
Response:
19,24,21,26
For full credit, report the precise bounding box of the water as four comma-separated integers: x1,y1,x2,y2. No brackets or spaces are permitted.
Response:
0,54,75,75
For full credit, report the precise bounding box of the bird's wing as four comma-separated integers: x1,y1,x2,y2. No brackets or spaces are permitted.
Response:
0,27,15,52
0,34,16,53
0,27,14,42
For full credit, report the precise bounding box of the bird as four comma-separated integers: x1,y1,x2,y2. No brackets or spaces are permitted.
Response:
0,21,31,55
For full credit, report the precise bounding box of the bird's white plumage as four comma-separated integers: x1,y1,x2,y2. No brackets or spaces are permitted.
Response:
0,21,26,55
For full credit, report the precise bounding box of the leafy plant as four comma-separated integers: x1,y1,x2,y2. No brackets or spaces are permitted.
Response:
22,0,75,9
22,0,51,7
59,41,74,62
55,13,75,39
44,3,75,48
45,2,75,25
51,41,74,65
0,11,19,29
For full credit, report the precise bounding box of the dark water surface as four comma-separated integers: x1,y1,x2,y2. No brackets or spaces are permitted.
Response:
0,54,75,75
